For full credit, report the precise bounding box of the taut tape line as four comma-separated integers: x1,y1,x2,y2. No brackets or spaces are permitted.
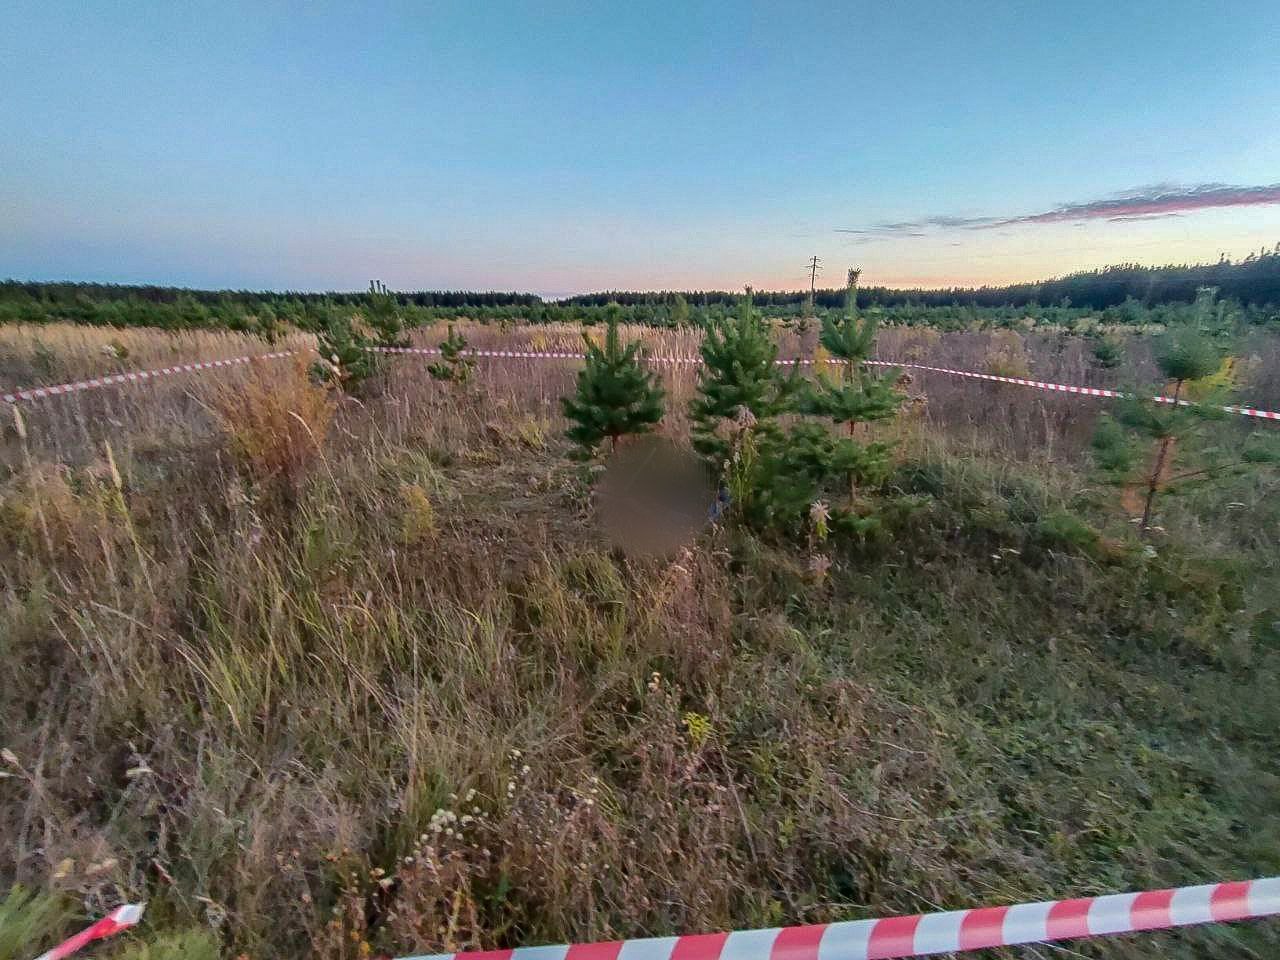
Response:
394,877,1280,960
5,345,1277,422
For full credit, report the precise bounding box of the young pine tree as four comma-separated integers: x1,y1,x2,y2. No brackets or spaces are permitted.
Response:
669,293,691,328
365,280,410,348
1092,322,1277,534
801,268,903,501
1089,333,1125,369
561,316,665,457
807,269,902,432
427,323,473,383
690,286,796,464
312,312,377,391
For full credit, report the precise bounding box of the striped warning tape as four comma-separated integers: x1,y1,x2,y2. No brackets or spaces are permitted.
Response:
6,344,1279,423
1,351,297,404
394,877,1280,960
372,346,1280,422
32,903,145,960
862,359,1280,420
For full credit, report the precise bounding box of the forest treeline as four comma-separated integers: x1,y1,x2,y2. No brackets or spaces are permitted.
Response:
567,247,1280,309
3,248,1279,334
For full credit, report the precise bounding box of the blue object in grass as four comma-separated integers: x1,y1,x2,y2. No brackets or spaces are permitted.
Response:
709,485,732,521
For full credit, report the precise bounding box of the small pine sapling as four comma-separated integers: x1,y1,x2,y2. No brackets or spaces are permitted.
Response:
669,293,691,328
311,313,377,391
690,286,798,465
1089,333,1125,369
1091,322,1276,534
561,315,665,458
744,420,886,536
365,279,410,349
801,268,904,502
427,324,473,383
255,308,282,344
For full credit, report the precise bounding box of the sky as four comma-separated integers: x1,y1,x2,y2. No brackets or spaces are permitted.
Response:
2,0,1279,296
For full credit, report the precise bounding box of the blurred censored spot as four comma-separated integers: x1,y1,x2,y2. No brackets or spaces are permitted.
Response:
596,437,716,557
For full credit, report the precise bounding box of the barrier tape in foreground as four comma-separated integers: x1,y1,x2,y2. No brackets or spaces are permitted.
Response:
396,877,1280,960
1,350,297,404
32,903,145,960
6,344,1279,423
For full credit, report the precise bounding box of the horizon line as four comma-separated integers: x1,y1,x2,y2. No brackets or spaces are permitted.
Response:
6,246,1277,302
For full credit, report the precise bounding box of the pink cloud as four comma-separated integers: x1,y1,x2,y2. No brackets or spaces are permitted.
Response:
838,182,1280,238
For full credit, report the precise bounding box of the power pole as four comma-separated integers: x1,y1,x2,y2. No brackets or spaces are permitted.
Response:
807,255,822,297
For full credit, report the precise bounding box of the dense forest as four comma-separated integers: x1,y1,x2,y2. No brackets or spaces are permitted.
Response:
3,249,1279,334
567,247,1280,309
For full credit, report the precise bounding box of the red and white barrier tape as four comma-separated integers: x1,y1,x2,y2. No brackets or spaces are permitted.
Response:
396,877,1280,960
7,344,1279,423
862,359,1280,421
372,346,1280,422
32,903,145,960
1,351,297,404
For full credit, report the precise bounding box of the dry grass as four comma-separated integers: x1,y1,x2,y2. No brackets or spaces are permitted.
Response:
0,323,312,390
1,323,1279,959
210,356,335,493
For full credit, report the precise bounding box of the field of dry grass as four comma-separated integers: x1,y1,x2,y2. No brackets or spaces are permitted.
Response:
3,323,1280,959
0,324,314,388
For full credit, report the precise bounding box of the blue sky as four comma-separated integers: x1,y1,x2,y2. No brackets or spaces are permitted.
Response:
2,1,1278,295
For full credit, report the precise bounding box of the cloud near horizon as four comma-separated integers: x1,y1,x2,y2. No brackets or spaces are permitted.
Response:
837,182,1280,239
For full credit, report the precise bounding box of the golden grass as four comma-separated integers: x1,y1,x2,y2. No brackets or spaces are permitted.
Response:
209,355,335,490
0,322,313,389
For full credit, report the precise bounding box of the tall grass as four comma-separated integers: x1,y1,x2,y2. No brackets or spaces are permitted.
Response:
1,324,1278,959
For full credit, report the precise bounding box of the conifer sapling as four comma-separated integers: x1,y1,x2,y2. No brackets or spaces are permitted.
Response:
801,268,903,500
365,279,410,349
1091,319,1277,534
311,313,377,390
690,286,797,464
561,315,665,457
427,324,473,383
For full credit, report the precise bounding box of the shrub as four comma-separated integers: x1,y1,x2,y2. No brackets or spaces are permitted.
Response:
984,329,1032,378
1090,334,1125,369
400,482,437,543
